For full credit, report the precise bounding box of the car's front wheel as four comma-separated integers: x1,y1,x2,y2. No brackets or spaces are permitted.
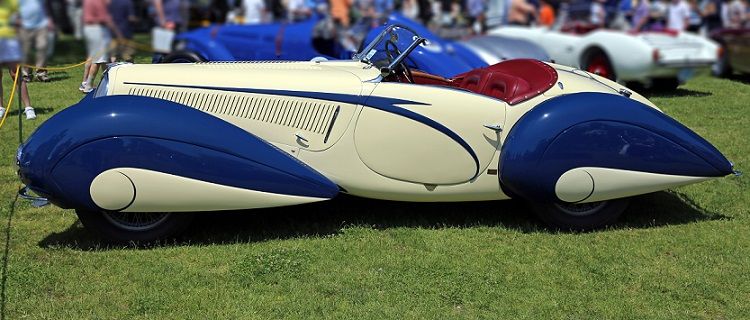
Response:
529,198,630,231
76,210,194,243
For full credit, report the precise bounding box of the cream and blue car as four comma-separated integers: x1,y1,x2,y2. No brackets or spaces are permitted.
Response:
17,25,736,242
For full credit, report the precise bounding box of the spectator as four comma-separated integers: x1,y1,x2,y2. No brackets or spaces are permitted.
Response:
538,0,554,26
649,0,669,29
700,0,723,32
687,0,702,31
65,0,82,39
485,0,510,28
611,0,634,30
153,0,185,28
467,0,487,32
284,0,310,21
507,0,536,25
590,0,606,27
723,0,746,27
109,0,135,62
0,0,36,119
401,0,419,19
80,0,122,93
330,0,351,27
241,0,266,23
151,0,185,62
415,0,432,25
373,0,394,20
667,0,691,30
19,0,53,82
632,0,651,30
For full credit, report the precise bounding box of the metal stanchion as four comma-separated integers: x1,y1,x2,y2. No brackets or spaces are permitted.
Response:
16,69,22,144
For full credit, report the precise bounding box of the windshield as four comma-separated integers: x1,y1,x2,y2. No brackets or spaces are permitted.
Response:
354,25,425,71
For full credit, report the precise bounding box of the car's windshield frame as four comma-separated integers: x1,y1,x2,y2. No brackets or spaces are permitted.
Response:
353,24,427,75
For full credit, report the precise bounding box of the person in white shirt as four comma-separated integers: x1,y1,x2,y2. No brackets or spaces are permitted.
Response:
667,0,691,30
590,0,606,27
723,0,746,28
242,0,267,24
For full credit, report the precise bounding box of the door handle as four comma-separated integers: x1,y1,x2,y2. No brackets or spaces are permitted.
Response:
483,124,503,132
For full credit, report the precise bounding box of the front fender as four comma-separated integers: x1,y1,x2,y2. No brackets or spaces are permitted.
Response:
17,96,338,211
499,92,733,202
176,28,234,60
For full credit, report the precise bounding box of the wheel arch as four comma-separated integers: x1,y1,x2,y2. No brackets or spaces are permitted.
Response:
579,44,618,80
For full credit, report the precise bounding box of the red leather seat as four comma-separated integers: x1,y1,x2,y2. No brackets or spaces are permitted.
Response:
452,59,558,105
403,59,557,105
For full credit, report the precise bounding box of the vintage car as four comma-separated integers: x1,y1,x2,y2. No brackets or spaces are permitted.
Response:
17,25,736,242
166,13,549,77
711,28,750,77
489,24,720,89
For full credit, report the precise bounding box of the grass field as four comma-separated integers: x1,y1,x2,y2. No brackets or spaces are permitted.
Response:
0,36,748,319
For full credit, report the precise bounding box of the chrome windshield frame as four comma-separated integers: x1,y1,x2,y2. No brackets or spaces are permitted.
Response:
353,24,426,75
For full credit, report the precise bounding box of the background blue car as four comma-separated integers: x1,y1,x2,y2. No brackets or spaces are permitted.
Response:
166,13,549,78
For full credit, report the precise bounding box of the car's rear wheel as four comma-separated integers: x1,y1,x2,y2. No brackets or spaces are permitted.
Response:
529,198,630,231
584,50,616,81
76,210,194,243
162,50,205,63
712,47,732,77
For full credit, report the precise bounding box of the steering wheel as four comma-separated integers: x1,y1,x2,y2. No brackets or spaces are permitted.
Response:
384,40,414,84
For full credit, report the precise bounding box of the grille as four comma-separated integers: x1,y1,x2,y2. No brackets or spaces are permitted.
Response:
128,87,338,134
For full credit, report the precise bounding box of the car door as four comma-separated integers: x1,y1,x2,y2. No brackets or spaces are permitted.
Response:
354,82,506,185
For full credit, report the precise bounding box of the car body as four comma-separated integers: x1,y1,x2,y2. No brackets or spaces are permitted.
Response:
170,13,549,77
489,25,719,89
711,28,750,77
17,26,735,242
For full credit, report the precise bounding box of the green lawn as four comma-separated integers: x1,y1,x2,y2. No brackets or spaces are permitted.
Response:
0,37,748,319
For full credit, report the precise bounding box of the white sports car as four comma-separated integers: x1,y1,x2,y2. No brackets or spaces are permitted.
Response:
489,25,719,89
17,25,736,242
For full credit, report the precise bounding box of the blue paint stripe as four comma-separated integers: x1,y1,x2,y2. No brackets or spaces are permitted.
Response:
123,82,481,178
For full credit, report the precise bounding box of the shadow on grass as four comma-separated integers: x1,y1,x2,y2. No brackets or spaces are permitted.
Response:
3,107,55,116
726,73,750,84
642,88,713,98
39,71,72,83
37,191,730,251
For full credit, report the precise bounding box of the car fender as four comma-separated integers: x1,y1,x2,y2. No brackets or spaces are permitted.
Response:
177,29,234,61
17,95,339,211
499,92,733,203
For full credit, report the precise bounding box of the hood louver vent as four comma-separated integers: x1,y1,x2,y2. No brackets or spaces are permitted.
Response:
128,87,338,135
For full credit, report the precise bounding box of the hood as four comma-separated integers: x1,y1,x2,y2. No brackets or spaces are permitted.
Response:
106,61,374,97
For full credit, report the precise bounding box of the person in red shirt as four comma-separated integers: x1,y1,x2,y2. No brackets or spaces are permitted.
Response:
79,0,122,93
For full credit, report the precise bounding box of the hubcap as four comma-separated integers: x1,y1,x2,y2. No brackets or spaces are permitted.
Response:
103,212,171,231
554,201,607,217
586,56,613,80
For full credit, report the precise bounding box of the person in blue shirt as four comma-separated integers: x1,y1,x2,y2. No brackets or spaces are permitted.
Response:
109,0,135,62
19,0,53,82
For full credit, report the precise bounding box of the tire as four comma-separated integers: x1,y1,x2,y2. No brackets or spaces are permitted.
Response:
76,210,194,243
651,77,680,91
583,49,616,81
712,47,732,77
161,51,205,63
529,198,630,231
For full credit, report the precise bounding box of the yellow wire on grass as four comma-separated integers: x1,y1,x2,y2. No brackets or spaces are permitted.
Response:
0,65,22,131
